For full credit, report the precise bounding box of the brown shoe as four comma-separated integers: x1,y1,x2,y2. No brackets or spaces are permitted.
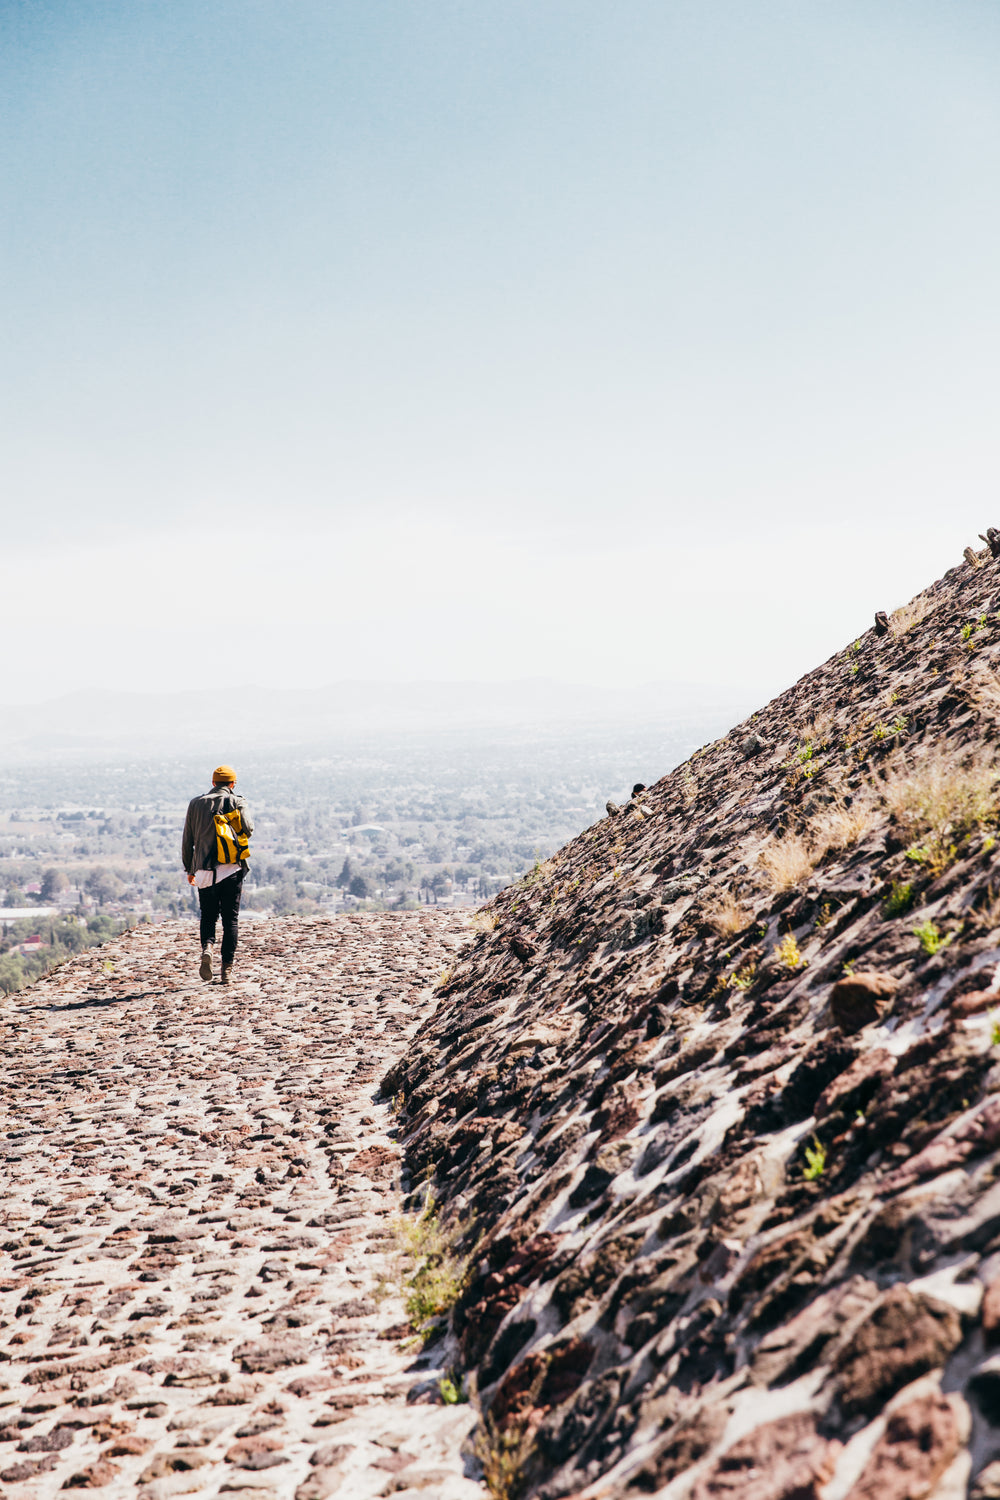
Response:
199,948,213,982
221,965,233,986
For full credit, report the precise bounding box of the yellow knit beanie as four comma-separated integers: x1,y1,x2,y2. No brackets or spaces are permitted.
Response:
212,765,237,785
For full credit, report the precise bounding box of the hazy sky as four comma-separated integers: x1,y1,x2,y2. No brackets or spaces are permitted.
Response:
3,1,998,705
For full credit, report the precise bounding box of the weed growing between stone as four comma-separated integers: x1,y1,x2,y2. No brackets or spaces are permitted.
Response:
439,1372,468,1404
381,1199,469,1334
774,933,805,970
884,881,915,918
758,791,880,894
474,1411,533,1500
905,841,957,878
872,714,909,741
912,920,953,958
803,1136,827,1180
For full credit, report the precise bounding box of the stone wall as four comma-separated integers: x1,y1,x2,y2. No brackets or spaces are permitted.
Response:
388,550,1000,1499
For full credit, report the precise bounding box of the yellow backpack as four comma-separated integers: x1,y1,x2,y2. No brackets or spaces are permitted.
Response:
214,805,250,866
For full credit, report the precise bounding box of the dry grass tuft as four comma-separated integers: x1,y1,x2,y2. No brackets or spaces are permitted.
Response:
759,787,881,893
794,711,835,745
703,890,753,937
810,789,880,852
757,744,1000,897
890,590,934,636
876,745,999,849
758,833,817,892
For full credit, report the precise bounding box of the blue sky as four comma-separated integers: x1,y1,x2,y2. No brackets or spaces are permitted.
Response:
3,2,999,703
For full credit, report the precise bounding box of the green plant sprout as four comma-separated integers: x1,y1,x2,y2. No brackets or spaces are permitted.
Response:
883,881,915,918
774,933,805,970
730,963,757,991
438,1374,467,1405
872,715,909,741
913,920,953,957
803,1136,826,1180
905,841,957,877
991,1013,1000,1048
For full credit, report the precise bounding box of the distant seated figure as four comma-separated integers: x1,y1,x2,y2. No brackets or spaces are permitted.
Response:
980,527,1000,559
965,546,980,567
181,765,254,986
874,611,890,636
631,783,647,797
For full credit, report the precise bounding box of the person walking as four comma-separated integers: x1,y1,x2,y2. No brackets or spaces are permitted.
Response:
181,765,254,985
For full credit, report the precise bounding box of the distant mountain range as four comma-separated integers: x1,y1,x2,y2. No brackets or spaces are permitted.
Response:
0,679,759,761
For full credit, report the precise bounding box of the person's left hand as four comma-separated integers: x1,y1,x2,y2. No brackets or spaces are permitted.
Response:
187,873,195,885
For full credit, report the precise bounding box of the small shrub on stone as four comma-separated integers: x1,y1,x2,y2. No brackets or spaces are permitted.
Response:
388,1200,468,1332
818,781,883,848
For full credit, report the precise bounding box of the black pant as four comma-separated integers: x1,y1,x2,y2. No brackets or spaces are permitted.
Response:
198,871,243,967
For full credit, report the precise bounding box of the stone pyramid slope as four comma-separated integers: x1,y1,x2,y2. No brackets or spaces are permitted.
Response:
387,547,1000,1500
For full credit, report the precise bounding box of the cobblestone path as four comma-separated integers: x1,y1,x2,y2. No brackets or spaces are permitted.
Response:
0,911,484,1500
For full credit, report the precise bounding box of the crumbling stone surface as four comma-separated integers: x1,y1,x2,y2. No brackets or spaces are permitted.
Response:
845,1390,966,1500
0,911,484,1499
385,551,1000,1496
829,971,898,1034
689,1411,840,1500
833,1286,963,1418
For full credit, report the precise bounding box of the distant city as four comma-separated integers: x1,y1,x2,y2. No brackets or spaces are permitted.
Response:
0,686,755,992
